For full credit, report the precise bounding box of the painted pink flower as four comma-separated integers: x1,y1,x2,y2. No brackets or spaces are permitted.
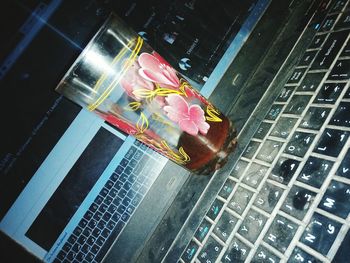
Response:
163,94,210,136
138,52,180,88
120,60,154,100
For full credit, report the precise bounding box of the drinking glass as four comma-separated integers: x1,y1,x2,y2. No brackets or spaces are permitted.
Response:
55,13,237,174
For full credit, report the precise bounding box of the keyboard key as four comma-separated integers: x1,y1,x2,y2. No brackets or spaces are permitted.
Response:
300,212,341,254
253,246,280,263
131,193,143,207
287,247,322,263
120,158,129,167
93,211,102,221
270,158,300,185
90,244,100,255
297,72,325,91
72,242,82,253
101,228,111,239
263,215,298,253
82,227,92,238
237,209,267,244
194,218,212,242
284,95,311,115
67,234,78,244
66,251,76,261
106,220,116,231
134,149,143,160
197,236,222,263
114,165,124,175
207,198,224,221
299,107,330,130
242,163,268,188
337,148,350,179
311,31,349,70
62,242,72,253
287,68,307,84
319,14,338,32
222,237,250,263
256,140,283,164
254,182,284,213
78,219,88,229
181,240,199,263
77,235,87,245
284,132,316,157
329,59,350,80
84,252,95,262
56,250,66,261
104,180,114,190
318,180,350,218
73,226,83,237
313,82,345,104
314,128,349,157
330,0,348,12
121,212,130,222
228,186,253,215
86,236,96,246
308,34,327,49
125,146,137,160
298,50,318,66
97,219,107,230
270,117,298,139
76,252,85,262
218,178,236,199
213,210,238,242
92,228,101,238
276,86,295,102
99,187,109,198
265,104,284,120
104,195,113,206
230,159,249,179
280,185,316,220
297,156,334,188
242,141,260,159
96,236,105,247
254,122,272,139
94,195,103,205
84,210,93,221
335,10,350,29
330,102,350,127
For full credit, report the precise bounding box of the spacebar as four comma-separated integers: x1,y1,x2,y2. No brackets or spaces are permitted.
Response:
95,221,126,262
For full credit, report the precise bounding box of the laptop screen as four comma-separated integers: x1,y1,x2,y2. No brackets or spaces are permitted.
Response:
0,0,266,262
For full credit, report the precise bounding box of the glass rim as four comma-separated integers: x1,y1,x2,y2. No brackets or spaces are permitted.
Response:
55,12,141,111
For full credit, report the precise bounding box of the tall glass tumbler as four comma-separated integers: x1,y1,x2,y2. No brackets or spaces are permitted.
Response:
55,13,237,174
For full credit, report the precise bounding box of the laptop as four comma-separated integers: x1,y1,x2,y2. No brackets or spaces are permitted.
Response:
0,0,265,262
2,0,350,263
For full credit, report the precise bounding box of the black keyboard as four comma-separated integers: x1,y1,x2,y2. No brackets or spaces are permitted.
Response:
53,140,162,263
178,1,350,262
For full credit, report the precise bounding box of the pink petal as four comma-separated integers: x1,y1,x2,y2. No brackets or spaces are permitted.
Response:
162,66,180,87
165,94,189,114
179,119,199,136
188,105,205,122
197,121,210,135
138,53,163,74
163,105,187,122
138,68,176,87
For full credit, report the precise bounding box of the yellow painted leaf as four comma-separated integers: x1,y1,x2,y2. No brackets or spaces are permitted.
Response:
125,101,141,111
206,104,222,122
136,112,149,133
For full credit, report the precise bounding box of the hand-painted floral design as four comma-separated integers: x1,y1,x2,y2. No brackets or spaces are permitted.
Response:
120,59,154,100
163,94,210,136
138,52,180,88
